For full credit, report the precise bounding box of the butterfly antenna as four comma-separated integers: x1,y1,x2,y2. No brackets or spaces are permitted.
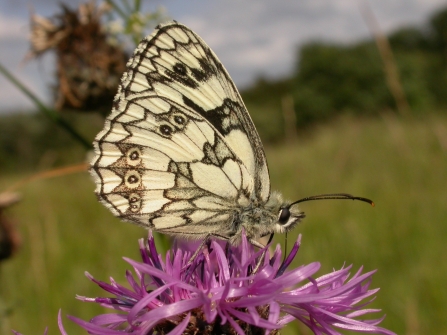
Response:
289,193,374,208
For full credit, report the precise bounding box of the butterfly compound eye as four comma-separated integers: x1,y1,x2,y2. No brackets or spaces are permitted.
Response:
278,207,291,224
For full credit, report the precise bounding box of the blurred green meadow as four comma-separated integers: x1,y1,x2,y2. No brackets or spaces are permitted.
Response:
0,112,446,334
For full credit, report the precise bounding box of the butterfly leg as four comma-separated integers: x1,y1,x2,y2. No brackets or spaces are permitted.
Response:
182,233,274,275
182,236,211,272
182,233,231,272
248,239,265,249
250,234,275,275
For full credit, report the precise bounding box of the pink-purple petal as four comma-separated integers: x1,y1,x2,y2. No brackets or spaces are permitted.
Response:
127,283,177,322
66,231,395,335
137,297,203,323
67,314,127,335
90,313,128,325
57,310,68,335
166,312,191,335
227,307,277,329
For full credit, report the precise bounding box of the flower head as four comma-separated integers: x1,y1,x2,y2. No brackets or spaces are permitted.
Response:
69,231,395,335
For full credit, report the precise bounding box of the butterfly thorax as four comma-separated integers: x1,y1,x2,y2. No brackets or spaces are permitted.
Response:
229,191,304,245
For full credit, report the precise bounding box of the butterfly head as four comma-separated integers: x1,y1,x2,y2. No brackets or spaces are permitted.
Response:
275,202,305,234
273,193,374,235
264,191,305,235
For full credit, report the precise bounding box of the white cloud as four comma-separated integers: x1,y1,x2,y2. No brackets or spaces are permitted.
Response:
165,0,447,87
1,0,447,110
0,12,29,39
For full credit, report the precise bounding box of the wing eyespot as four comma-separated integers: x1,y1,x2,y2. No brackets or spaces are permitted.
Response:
173,63,187,76
126,147,142,166
125,171,141,188
128,193,142,212
127,175,139,183
129,193,140,202
159,124,174,137
169,113,188,131
174,115,185,125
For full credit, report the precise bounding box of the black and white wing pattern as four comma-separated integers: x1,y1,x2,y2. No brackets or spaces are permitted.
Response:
90,21,271,239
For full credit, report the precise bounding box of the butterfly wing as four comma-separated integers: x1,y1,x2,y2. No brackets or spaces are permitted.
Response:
90,21,270,239
123,21,270,202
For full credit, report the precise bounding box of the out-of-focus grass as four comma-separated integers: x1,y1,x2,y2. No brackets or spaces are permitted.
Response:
0,173,149,334
271,113,447,335
1,113,446,334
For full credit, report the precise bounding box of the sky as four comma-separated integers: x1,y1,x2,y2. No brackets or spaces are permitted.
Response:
0,0,446,113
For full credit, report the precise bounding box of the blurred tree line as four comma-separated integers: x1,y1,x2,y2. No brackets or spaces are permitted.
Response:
1,6,447,172
0,112,101,172
242,7,447,142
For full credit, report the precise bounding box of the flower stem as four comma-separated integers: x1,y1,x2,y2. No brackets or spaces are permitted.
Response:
0,62,92,150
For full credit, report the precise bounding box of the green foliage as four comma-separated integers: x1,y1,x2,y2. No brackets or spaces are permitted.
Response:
294,42,392,115
392,50,436,110
242,78,293,142
1,113,446,334
0,112,102,173
430,7,447,53
388,27,430,51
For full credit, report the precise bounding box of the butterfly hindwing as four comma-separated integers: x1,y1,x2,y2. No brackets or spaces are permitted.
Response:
91,21,271,239
92,96,254,238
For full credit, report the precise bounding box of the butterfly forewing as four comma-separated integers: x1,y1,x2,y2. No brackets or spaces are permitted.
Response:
91,21,271,239
128,22,269,200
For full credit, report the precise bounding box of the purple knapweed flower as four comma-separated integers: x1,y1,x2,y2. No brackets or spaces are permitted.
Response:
68,231,396,335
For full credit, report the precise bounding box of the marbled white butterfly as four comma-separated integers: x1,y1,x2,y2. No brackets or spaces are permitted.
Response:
90,21,371,248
